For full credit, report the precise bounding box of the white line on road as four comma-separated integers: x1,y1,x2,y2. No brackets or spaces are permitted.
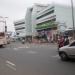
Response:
6,64,16,71
13,48,18,50
51,55,60,59
27,51,37,54
13,46,29,51
25,46,29,48
6,60,16,71
6,60,16,66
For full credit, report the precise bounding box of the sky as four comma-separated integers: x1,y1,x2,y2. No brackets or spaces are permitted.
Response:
0,0,75,32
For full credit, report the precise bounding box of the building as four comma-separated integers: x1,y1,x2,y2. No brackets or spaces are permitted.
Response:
25,4,48,36
14,3,75,42
14,19,26,40
24,4,49,42
32,4,75,42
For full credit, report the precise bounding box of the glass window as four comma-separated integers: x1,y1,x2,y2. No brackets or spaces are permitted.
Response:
37,10,54,19
16,27,25,30
15,22,25,26
70,42,75,46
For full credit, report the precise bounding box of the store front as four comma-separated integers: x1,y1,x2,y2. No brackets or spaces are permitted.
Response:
36,21,57,42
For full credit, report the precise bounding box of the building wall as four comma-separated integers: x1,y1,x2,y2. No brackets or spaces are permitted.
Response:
36,5,56,24
14,4,75,39
33,4,75,41
35,4,57,41
14,19,26,38
31,4,48,36
25,8,32,36
55,4,75,29
35,4,75,35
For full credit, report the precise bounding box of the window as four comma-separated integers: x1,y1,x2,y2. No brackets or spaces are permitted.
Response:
37,10,54,19
15,22,25,26
16,27,25,30
17,33,19,35
70,42,75,46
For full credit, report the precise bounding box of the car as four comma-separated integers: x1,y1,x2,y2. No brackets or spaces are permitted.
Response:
58,40,75,61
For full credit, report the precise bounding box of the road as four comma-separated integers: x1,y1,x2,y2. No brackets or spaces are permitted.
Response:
0,42,75,75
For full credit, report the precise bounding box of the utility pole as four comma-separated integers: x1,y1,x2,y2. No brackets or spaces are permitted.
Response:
71,0,75,39
5,21,7,32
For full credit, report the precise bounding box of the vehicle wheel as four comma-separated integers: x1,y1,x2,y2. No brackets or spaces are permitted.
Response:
59,52,68,61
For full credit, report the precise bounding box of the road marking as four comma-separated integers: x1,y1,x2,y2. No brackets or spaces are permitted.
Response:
13,48,18,50
6,64,16,71
13,46,29,51
27,51,37,54
51,55,60,59
25,46,29,48
6,60,16,71
6,60,16,66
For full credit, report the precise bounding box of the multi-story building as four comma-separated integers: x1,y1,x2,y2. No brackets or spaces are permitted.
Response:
25,4,48,36
14,19,26,39
34,4,75,41
24,4,49,41
14,4,75,42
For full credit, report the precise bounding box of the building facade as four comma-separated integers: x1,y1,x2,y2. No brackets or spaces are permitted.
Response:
34,4,75,42
14,19,26,39
14,4,75,42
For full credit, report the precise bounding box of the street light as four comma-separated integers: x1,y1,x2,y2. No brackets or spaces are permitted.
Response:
71,0,75,39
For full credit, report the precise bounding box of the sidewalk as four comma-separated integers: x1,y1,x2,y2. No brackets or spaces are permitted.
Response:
8,41,57,49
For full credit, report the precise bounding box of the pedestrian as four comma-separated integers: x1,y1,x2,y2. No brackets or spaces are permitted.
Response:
64,37,69,46
58,36,64,49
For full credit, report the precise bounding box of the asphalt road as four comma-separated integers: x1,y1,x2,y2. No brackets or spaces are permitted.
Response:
0,42,75,75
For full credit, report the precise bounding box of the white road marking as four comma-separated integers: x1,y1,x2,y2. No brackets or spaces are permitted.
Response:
27,51,37,54
6,60,16,71
13,46,29,51
6,60,16,66
13,48,18,50
25,46,29,48
6,64,16,71
51,55,60,59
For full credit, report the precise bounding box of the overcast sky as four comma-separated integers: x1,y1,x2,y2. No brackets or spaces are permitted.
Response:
0,0,75,32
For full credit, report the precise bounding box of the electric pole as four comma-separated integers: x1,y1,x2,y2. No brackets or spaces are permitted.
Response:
71,0,75,39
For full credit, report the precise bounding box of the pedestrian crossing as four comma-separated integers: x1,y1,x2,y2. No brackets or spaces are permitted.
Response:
13,46,29,51
13,45,43,51
27,51,38,54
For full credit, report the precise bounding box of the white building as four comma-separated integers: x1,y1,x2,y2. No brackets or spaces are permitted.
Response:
14,19,26,39
32,4,75,41
25,4,75,35
36,4,75,30
14,3,75,41
25,4,48,36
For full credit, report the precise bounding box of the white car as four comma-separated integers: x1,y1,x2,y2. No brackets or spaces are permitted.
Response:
58,40,75,61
